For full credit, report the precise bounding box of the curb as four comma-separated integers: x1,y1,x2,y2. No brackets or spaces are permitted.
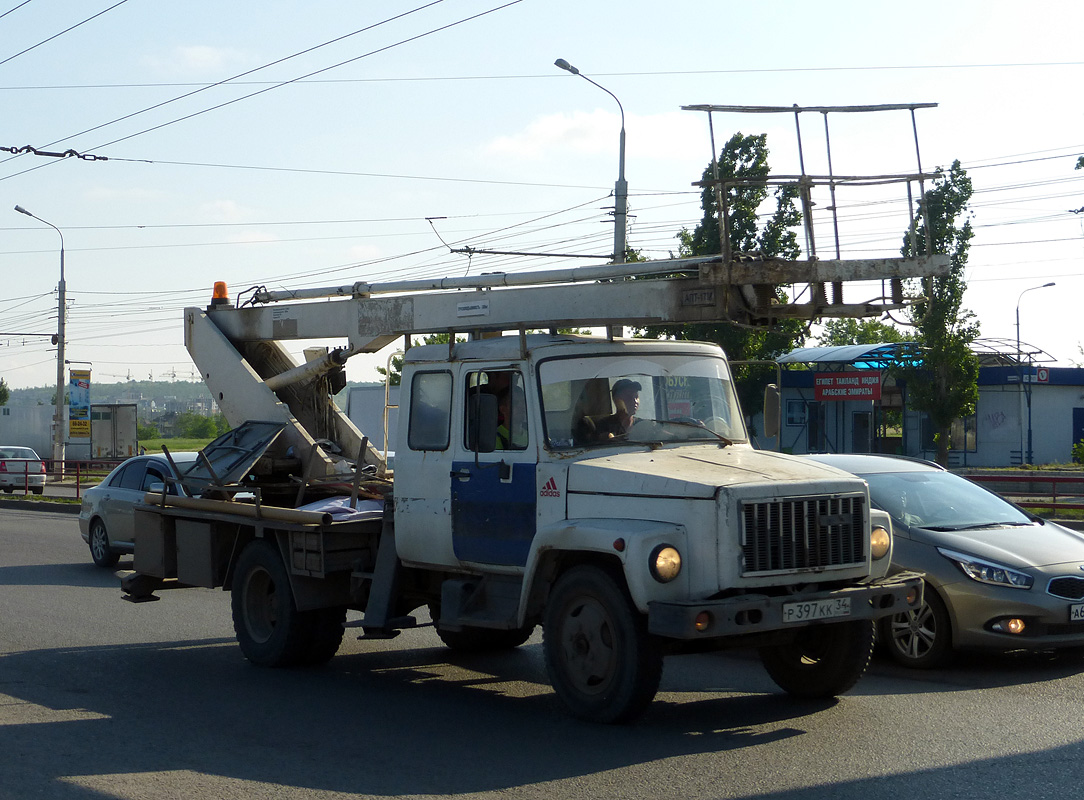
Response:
0,499,81,514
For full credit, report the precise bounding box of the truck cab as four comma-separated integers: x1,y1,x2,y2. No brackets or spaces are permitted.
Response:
388,334,915,722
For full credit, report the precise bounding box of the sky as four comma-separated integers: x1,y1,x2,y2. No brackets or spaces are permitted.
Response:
2,0,1082,391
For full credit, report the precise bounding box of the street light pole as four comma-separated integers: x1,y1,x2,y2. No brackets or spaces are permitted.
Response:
554,58,627,265
1015,281,1055,465
14,205,67,475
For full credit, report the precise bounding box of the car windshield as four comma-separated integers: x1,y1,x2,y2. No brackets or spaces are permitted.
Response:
864,470,1033,531
538,351,747,449
0,447,39,459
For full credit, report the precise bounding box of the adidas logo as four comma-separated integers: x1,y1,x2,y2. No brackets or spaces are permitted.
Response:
540,477,561,498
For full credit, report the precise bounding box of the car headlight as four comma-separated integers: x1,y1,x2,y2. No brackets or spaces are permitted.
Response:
937,547,1033,589
649,544,682,583
870,525,891,560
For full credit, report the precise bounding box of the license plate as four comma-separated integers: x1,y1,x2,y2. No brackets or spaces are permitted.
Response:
782,597,852,623
1070,604,1084,622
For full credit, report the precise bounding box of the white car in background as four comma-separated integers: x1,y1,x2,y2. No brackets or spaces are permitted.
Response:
79,452,199,567
0,446,46,495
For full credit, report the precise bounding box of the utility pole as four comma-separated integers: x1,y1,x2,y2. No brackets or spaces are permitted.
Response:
14,205,67,476
554,58,627,264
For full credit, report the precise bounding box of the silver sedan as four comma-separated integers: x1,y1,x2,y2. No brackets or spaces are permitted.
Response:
807,453,1084,668
79,452,198,567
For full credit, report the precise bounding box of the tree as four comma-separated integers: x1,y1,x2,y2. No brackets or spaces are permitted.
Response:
898,160,979,466
377,333,461,386
0,378,8,407
637,132,807,421
816,318,905,347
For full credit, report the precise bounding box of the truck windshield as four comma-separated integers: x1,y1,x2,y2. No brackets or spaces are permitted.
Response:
538,352,747,449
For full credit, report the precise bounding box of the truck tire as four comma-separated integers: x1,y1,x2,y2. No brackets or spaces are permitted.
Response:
299,606,347,666
89,519,120,568
759,619,875,698
542,565,663,724
232,539,312,667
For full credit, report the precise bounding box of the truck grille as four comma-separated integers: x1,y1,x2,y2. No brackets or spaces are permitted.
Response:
741,495,865,575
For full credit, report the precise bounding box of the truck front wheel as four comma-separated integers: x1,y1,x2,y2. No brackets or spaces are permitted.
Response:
232,539,313,667
542,565,662,724
759,619,875,698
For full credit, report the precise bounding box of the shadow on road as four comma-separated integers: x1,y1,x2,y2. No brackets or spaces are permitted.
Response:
2,625,1084,797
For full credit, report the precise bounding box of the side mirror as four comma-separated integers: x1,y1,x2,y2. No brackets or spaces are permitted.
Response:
763,383,780,439
467,392,499,453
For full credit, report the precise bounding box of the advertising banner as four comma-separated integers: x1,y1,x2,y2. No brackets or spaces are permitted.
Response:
813,370,882,401
69,368,91,439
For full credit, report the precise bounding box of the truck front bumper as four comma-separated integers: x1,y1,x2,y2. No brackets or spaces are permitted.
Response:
647,572,924,640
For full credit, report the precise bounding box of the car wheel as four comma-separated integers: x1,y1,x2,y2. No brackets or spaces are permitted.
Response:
232,539,313,667
759,619,875,698
31,487,43,495
88,519,120,568
542,565,663,724
879,586,952,669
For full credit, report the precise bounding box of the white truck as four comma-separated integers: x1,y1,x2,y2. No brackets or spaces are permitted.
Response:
120,240,945,722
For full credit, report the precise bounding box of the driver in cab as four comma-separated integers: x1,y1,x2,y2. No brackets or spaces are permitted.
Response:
594,379,641,439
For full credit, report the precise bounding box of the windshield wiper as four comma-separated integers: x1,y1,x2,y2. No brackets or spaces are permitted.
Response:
925,521,1033,532
660,419,734,447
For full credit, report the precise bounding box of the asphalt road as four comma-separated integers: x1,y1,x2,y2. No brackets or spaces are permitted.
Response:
5,510,1084,800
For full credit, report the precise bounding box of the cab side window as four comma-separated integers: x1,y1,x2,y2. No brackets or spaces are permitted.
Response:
464,370,528,451
408,371,453,451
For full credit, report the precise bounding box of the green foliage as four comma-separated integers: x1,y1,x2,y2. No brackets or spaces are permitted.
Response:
172,411,230,439
638,132,806,419
0,378,8,407
1073,439,1084,465
137,422,159,440
898,160,980,466
140,437,217,454
676,132,802,261
817,318,905,346
376,332,461,386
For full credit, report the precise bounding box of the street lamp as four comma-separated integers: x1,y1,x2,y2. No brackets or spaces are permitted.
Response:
14,204,67,475
1015,281,1055,465
554,58,627,265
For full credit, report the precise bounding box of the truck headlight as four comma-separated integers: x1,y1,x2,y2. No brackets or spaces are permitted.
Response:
650,544,682,583
870,525,891,560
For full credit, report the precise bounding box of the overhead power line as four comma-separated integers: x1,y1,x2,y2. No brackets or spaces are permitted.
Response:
0,1,34,23
0,0,524,183
5,60,1084,91
0,0,129,67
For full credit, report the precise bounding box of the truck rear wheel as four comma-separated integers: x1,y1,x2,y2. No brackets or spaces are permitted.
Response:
542,565,662,724
759,619,875,698
232,539,312,667
301,606,347,665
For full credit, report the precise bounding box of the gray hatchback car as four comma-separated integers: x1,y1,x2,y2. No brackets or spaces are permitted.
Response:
806,454,1084,668
79,453,198,567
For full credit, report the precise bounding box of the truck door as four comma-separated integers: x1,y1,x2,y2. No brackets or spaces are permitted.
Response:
451,369,537,567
